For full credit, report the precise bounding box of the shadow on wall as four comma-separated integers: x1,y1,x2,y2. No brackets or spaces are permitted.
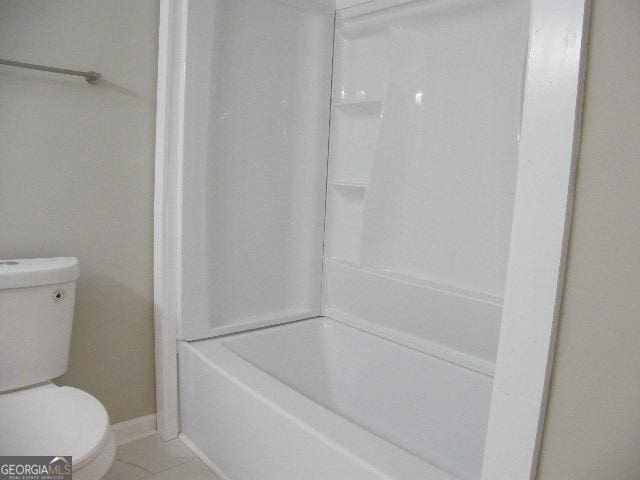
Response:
57,271,156,424
0,71,151,100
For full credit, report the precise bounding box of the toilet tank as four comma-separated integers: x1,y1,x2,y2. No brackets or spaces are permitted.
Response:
0,258,79,392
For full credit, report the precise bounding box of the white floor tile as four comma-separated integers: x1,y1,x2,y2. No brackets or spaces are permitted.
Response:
105,459,149,480
115,434,196,475
148,460,220,480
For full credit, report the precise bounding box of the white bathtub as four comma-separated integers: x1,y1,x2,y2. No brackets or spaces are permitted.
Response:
179,318,492,480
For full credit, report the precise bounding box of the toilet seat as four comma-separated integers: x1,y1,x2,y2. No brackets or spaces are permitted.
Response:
0,383,114,475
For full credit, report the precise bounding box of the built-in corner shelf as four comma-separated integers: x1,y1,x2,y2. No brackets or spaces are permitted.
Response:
324,184,365,264
324,17,390,286
332,99,383,116
328,180,368,189
328,98,382,187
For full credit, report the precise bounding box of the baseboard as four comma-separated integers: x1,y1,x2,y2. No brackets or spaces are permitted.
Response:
112,413,157,445
179,434,231,480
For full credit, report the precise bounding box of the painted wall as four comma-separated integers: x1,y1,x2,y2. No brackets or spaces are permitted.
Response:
0,0,159,423
537,1,640,478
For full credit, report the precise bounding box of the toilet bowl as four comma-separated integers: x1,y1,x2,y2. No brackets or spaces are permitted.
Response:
0,258,115,478
0,384,115,479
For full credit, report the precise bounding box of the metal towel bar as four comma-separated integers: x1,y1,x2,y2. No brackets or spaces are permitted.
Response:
0,58,100,84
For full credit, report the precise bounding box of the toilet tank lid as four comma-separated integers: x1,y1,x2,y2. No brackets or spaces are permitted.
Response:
0,257,79,290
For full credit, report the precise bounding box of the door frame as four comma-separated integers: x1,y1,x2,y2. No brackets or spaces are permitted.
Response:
153,1,592,478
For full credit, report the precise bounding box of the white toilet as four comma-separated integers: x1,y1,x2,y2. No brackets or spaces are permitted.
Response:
0,258,115,479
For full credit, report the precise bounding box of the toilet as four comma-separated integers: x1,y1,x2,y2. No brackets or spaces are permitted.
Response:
0,258,115,479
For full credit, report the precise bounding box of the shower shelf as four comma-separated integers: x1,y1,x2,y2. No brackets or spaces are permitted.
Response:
332,99,383,115
328,99,381,186
328,181,368,189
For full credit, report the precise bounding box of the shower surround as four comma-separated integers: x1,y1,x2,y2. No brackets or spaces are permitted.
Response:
154,0,591,478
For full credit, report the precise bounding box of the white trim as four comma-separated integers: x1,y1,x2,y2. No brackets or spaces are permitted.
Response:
112,414,157,446
481,1,591,479
153,0,185,441
179,434,232,480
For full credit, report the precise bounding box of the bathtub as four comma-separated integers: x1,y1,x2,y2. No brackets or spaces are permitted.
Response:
179,318,492,480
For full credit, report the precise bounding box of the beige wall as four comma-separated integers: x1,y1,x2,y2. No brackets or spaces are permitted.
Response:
0,0,159,423
538,1,640,478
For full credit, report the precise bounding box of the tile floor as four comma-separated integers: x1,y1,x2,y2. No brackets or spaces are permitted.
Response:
106,434,221,480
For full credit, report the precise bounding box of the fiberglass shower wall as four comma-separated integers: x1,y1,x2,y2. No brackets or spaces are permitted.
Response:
178,0,529,367
323,0,529,373
179,0,335,340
